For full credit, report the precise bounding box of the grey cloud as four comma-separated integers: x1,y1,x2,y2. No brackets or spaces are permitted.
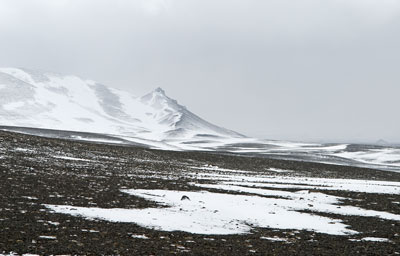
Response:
0,0,399,143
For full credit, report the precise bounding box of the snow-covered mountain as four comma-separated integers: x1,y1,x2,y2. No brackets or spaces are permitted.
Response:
1,67,399,171
0,67,243,148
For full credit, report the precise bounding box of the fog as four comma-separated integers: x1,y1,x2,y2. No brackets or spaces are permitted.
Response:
1,0,399,143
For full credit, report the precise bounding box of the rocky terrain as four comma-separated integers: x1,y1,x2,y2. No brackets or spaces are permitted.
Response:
1,130,400,255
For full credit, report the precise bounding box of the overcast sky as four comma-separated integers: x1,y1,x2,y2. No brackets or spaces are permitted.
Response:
1,0,399,143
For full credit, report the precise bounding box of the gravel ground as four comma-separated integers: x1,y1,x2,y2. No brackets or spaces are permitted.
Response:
0,130,399,255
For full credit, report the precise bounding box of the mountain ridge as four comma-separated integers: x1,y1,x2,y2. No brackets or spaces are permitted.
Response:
1,67,399,171
0,67,243,145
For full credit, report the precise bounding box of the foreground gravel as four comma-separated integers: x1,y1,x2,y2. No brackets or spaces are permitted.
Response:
0,130,399,255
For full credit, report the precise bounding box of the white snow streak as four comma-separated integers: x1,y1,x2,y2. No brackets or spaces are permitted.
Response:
44,171,400,236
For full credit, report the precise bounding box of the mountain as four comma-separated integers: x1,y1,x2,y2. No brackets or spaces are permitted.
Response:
0,67,243,148
140,87,242,140
1,67,399,171
375,139,389,146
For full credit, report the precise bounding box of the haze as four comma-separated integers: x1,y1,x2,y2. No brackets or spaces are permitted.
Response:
0,0,399,143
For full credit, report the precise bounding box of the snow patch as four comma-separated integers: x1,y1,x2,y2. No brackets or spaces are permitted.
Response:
260,236,290,242
52,155,94,162
131,234,149,239
349,237,391,242
268,168,293,173
361,237,391,242
190,172,400,195
44,189,357,235
38,235,56,240
333,149,400,167
43,171,400,236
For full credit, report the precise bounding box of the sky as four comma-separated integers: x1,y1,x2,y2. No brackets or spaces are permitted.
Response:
0,0,399,143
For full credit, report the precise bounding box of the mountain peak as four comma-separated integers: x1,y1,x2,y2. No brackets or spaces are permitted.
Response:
376,139,389,145
154,87,166,95
141,86,182,113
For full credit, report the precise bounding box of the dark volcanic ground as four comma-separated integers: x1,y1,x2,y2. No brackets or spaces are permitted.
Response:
0,130,399,255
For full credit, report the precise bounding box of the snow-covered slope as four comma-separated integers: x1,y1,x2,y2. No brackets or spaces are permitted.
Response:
1,67,399,171
0,68,243,148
